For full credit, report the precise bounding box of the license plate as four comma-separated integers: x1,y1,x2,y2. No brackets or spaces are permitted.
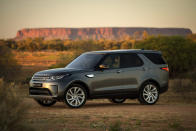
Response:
32,83,42,87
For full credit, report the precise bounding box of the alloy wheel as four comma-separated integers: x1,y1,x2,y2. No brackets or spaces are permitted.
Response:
65,86,86,108
142,84,158,104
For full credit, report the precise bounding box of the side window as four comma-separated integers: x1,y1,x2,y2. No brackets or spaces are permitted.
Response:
120,53,143,68
101,54,120,69
143,53,166,64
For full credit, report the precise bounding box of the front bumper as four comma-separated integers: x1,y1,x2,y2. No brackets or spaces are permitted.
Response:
29,81,59,98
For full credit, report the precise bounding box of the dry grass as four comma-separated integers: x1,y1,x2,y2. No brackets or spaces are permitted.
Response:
0,79,33,131
13,51,73,67
159,79,196,104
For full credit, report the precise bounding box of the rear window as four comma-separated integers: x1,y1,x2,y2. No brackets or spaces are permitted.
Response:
143,53,166,64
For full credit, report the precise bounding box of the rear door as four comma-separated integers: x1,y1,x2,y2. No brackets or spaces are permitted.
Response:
115,53,145,93
142,53,169,86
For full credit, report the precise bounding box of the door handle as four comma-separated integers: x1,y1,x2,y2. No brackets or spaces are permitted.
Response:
116,70,122,73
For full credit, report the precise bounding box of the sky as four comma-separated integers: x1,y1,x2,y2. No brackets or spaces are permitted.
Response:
0,0,196,39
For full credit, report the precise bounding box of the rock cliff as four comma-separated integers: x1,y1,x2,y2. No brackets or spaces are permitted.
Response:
15,27,192,40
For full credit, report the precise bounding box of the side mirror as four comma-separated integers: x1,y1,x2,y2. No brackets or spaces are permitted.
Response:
99,64,109,69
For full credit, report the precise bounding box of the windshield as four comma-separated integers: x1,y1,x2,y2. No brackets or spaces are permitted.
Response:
66,53,104,69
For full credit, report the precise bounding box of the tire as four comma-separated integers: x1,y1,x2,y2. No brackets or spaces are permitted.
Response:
109,98,126,103
34,98,56,107
64,84,87,108
138,82,159,105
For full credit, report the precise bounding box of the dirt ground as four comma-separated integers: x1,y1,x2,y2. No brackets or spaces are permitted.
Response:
23,98,196,131
18,63,196,131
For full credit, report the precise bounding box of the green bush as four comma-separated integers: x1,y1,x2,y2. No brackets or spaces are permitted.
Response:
136,36,196,76
0,42,21,82
0,79,32,131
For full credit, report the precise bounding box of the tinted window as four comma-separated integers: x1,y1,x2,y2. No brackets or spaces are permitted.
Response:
66,53,103,69
143,53,166,64
101,54,120,69
120,53,143,68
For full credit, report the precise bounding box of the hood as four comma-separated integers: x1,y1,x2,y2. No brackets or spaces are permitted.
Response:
35,68,87,76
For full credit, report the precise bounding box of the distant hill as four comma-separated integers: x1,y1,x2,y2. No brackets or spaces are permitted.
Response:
15,27,192,40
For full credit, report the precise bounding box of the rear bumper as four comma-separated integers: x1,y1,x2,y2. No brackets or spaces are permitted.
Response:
159,84,169,94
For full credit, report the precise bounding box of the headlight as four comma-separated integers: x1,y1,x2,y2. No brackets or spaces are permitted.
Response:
50,75,65,80
49,74,71,81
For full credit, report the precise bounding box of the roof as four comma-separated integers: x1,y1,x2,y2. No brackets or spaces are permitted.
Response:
87,49,161,54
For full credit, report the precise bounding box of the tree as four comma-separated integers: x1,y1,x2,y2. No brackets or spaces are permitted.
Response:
120,41,132,49
142,30,149,40
187,34,196,42
133,31,141,40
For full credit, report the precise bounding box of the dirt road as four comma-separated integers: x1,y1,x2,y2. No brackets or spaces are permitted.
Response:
23,98,196,131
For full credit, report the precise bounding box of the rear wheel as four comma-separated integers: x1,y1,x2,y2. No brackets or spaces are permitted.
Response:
109,98,126,103
138,82,159,105
34,98,56,107
64,84,87,108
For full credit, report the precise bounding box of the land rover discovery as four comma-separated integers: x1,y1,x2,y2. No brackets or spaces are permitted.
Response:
29,49,169,108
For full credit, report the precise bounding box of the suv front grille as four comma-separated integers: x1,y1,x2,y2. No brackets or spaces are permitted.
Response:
32,75,50,81
29,87,52,96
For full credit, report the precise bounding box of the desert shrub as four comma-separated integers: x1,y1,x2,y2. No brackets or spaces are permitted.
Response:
49,50,82,69
169,78,196,102
0,79,32,131
2,38,134,51
0,42,21,82
3,39,105,51
182,68,196,81
170,79,196,93
136,36,196,76
68,40,104,51
120,41,132,49
104,40,123,50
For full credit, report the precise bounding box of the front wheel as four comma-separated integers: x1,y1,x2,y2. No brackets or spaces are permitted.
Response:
64,84,87,108
138,82,159,105
34,98,56,107
109,98,126,103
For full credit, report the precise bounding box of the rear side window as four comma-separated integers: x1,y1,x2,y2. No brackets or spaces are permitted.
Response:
143,53,166,64
120,53,143,68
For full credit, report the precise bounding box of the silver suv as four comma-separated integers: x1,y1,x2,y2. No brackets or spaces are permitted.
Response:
29,49,169,108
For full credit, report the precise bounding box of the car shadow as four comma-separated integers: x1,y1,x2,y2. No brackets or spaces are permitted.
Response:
82,103,141,108
50,102,160,109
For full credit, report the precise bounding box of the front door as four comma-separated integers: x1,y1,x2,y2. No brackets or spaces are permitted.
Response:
91,54,123,95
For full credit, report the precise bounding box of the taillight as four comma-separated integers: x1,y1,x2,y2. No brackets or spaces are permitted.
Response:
161,67,169,72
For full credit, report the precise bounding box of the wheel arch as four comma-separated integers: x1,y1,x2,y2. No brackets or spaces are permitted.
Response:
139,79,160,92
67,80,90,98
